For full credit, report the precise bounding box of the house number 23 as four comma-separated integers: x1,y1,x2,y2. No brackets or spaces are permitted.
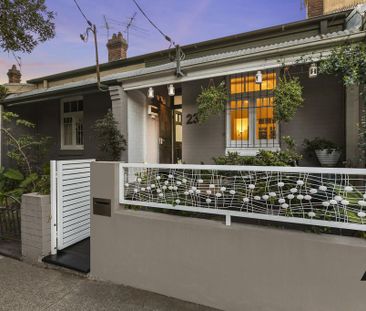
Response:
186,113,199,125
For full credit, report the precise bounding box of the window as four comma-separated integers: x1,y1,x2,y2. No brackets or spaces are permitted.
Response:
227,70,278,151
61,97,84,150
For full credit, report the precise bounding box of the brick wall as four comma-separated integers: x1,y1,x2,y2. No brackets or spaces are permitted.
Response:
307,0,324,17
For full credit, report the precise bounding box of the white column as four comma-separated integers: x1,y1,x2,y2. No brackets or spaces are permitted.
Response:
109,85,128,162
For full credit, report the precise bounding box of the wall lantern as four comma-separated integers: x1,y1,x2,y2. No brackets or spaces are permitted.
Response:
255,71,263,84
168,84,175,96
147,87,154,99
309,63,318,78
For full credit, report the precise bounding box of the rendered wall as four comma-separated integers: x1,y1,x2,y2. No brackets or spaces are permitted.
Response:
182,78,226,164
90,162,366,311
324,0,366,13
3,90,112,167
181,73,345,165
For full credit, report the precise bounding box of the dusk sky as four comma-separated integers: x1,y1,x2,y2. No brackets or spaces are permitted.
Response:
0,0,306,83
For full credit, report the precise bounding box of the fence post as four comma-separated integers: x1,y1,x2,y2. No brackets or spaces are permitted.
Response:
225,214,231,226
50,160,57,255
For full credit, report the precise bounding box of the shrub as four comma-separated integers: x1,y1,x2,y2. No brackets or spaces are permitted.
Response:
94,109,127,161
213,137,302,166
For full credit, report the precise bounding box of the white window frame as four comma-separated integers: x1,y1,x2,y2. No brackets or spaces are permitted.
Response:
226,73,280,156
60,96,84,150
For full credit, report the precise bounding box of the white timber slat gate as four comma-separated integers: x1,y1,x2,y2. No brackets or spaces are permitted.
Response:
50,159,95,254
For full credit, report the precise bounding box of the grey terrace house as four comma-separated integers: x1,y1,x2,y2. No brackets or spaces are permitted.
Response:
2,0,366,167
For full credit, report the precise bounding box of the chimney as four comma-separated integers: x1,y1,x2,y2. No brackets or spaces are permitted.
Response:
306,0,324,18
7,64,21,83
106,32,128,62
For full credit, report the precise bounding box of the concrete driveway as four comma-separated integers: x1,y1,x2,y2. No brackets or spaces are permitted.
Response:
0,256,220,311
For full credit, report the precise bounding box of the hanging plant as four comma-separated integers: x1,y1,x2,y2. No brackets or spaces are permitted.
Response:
197,80,227,124
273,76,304,122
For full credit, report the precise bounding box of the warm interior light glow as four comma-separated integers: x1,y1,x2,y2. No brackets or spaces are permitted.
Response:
231,100,249,141
230,72,276,94
234,118,248,139
256,97,276,140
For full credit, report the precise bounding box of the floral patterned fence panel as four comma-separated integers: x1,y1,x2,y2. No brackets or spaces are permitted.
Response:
119,164,366,231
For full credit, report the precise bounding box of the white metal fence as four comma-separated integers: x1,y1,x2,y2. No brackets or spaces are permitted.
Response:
119,163,366,231
51,159,94,253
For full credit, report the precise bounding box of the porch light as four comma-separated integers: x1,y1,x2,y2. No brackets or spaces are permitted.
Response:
255,71,262,84
147,87,154,98
309,63,318,78
168,84,175,96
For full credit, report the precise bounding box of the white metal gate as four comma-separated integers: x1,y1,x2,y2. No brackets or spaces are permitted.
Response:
50,159,95,253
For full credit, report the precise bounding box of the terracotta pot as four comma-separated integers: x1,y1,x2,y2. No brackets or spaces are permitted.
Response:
315,149,341,167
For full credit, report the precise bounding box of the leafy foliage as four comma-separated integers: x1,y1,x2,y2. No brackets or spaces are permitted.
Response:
303,137,341,157
0,111,51,202
94,109,127,161
0,85,7,101
319,43,366,86
197,81,227,123
213,137,302,166
0,166,38,207
0,0,55,53
273,77,304,122
33,164,50,195
319,43,366,161
2,111,51,177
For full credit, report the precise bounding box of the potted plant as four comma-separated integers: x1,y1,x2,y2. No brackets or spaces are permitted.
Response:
303,138,341,167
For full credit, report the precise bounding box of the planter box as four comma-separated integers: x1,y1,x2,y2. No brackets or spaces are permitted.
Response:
315,149,341,167
21,193,51,262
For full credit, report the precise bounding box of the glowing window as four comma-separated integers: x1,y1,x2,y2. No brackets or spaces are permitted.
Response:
228,70,278,148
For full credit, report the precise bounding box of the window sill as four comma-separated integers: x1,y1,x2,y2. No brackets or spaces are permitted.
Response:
225,147,280,156
61,145,84,151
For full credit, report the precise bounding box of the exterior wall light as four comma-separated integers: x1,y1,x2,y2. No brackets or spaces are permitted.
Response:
147,87,154,98
168,84,175,96
255,71,262,84
309,63,318,78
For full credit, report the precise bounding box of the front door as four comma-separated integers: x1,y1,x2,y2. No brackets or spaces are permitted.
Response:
158,96,173,163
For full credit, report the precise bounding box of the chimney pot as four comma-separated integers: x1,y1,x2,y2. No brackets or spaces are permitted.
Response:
107,32,128,62
7,64,21,84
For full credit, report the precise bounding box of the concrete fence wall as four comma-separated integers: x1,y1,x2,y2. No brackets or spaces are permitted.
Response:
21,193,51,262
90,162,366,311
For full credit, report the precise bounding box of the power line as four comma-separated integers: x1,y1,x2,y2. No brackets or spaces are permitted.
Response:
125,12,137,44
132,0,174,46
73,0,92,25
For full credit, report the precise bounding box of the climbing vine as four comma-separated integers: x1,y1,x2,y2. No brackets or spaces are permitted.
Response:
319,43,366,161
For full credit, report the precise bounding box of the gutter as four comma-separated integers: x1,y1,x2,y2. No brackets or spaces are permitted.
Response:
119,31,366,89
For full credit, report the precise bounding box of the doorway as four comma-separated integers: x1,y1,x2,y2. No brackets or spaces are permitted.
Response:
157,90,183,164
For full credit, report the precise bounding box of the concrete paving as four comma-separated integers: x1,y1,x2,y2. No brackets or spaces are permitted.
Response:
0,256,220,311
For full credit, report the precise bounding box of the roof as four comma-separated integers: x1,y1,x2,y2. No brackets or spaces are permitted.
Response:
5,27,364,104
26,10,350,84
